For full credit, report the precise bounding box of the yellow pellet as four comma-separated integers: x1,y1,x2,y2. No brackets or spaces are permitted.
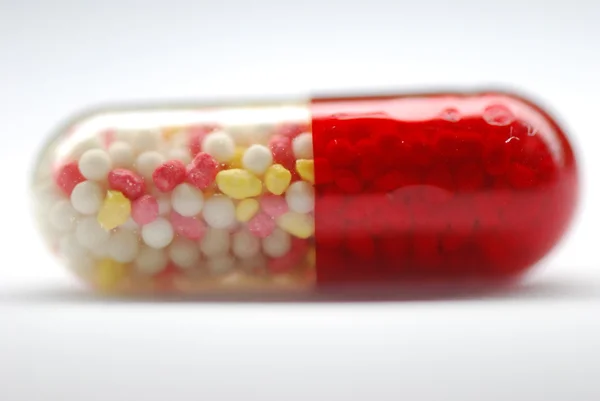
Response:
236,198,260,222
216,169,262,200
162,126,183,140
228,147,246,169
97,190,131,230
264,164,291,195
95,259,127,291
276,212,314,239
296,159,314,184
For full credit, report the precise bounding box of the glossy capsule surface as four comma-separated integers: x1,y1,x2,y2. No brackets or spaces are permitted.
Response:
31,92,578,294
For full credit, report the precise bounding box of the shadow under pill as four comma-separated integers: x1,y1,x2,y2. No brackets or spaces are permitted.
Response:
2,276,600,305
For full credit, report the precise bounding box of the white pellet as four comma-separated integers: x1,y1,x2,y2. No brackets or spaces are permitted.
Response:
219,272,252,287
89,240,110,258
167,147,191,165
172,183,203,217
202,131,235,162
120,217,139,231
67,254,95,275
107,229,140,263
156,195,171,216
202,195,235,229
78,149,112,181
207,255,235,275
200,228,230,257
59,233,89,260
169,129,188,149
38,218,59,242
67,137,103,160
132,129,162,154
226,124,271,147
169,238,201,269
262,228,291,258
141,217,174,249
238,253,266,272
75,216,110,249
232,230,261,259
34,182,62,213
113,129,138,144
108,141,135,168
241,144,273,175
136,151,165,180
223,125,251,146
49,199,79,232
135,246,168,275
71,181,104,215
292,132,313,159
285,181,314,214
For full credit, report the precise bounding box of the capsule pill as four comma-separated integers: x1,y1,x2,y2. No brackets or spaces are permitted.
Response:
32,91,578,294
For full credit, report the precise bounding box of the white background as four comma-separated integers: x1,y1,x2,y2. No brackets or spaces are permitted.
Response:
1,0,599,400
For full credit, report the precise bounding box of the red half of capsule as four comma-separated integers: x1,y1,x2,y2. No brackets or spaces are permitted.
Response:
310,92,578,283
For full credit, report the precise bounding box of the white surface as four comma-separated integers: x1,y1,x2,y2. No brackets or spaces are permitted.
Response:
1,0,599,400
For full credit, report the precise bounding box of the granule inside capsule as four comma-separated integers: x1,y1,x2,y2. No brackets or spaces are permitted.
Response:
34,109,316,294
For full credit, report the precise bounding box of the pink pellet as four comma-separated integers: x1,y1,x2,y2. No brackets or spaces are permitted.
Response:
269,135,299,180
186,152,219,190
154,263,180,290
267,253,296,274
260,194,288,218
108,169,145,200
55,161,86,196
188,125,216,157
153,160,186,192
275,123,309,139
267,238,308,274
102,129,116,148
269,135,294,165
247,212,276,239
170,211,206,240
132,194,159,225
